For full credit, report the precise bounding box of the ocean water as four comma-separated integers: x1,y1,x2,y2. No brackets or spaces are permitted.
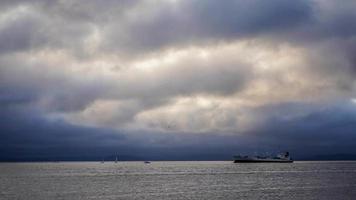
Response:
1,161,356,200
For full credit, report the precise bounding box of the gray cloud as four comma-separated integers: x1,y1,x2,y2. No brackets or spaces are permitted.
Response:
2,100,356,161
1,0,356,160
0,0,354,55
252,101,356,156
0,6,44,54
0,0,314,56
103,0,313,54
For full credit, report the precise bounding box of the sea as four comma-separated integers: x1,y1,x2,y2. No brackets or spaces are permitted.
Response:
1,161,356,200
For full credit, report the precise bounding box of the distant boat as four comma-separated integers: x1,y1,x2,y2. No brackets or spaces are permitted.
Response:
144,161,151,164
233,152,293,163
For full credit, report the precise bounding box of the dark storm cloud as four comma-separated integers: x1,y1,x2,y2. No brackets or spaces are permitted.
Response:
104,0,313,54
245,101,356,157
0,54,112,112
0,0,314,56
290,0,356,42
0,0,354,56
1,0,356,161
0,104,259,161
2,101,356,161
0,105,127,161
0,0,354,62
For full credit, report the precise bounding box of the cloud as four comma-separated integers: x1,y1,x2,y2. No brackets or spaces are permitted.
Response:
1,0,356,160
0,0,314,56
252,101,356,156
101,0,313,54
2,100,356,161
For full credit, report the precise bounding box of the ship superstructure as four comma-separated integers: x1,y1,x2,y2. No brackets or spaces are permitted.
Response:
233,152,293,163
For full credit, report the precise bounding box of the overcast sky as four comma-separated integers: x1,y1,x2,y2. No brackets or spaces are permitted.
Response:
1,0,356,160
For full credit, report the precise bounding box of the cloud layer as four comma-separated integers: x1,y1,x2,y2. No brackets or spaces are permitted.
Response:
1,0,356,160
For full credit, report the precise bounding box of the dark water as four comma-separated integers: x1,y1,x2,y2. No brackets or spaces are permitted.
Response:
1,161,356,200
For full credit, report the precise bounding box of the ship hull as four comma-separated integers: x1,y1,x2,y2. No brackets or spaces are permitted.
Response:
234,159,293,163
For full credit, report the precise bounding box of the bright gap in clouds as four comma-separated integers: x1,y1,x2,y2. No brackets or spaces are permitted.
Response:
55,40,321,133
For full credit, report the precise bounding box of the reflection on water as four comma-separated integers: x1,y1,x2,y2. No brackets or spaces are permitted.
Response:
1,161,356,199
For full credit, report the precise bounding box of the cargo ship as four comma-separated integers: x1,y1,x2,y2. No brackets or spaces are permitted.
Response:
233,152,293,163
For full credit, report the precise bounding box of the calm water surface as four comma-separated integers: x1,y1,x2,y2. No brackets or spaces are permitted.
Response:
1,161,356,200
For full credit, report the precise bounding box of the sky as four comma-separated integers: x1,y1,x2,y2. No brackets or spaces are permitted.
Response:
1,0,356,161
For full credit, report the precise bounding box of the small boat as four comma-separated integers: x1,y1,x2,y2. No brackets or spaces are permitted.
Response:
144,161,151,164
233,152,293,163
